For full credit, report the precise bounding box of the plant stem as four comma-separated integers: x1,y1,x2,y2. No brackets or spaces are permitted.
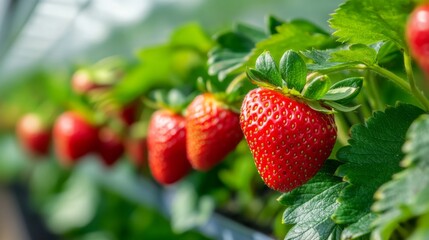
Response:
365,70,384,111
334,113,350,145
226,72,247,94
403,51,429,111
369,65,411,92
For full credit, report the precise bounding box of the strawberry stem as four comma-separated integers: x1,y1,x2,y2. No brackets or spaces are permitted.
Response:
365,70,384,111
334,113,350,145
368,65,411,92
226,72,247,94
403,50,429,111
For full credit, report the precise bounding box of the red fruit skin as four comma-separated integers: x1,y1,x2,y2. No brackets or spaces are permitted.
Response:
186,94,243,171
119,101,139,126
97,128,124,167
16,114,51,156
53,112,99,166
240,88,337,192
126,137,148,168
148,110,191,185
407,4,429,75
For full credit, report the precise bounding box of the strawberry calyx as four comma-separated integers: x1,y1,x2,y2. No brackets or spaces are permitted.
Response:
197,76,245,113
144,88,195,115
247,50,363,113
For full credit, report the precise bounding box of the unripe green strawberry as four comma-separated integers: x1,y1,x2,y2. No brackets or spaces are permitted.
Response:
240,88,337,192
186,93,243,171
148,110,191,185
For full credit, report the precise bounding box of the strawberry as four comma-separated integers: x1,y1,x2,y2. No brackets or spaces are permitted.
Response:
240,88,336,192
118,101,140,126
147,110,191,185
16,113,51,157
406,4,429,76
186,93,243,171
97,128,124,167
126,137,148,168
240,50,362,192
53,111,99,165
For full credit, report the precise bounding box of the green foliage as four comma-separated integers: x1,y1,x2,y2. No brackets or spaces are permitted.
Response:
333,104,424,238
278,160,346,240
372,114,429,240
248,21,334,66
329,0,413,48
112,23,213,104
304,44,382,72
208,23,266,80
171,181,215,233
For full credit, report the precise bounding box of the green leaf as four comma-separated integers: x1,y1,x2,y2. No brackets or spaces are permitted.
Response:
303,49,361,72
208,23,266,80
169,23,213,53
330,44,377,66
302,75,330,100
267,15,284,35
280,50,307,91
341,213,376,240
322,77,363,103
329,0,413,48
278,160,346,240
248,22,334,67
372,114,429,240
255,51,283,87
171,181,215,233
409,212,429,240
332,104,424,235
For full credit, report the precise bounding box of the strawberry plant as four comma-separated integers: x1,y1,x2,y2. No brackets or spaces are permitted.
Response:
7,0,429,239
207,0,429,238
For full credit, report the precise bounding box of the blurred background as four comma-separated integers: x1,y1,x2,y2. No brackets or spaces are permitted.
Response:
0,0,343,239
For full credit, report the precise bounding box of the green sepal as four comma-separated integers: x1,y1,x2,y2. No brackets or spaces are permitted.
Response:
324,101,360,112
255,51,283,87
322,77,363,103
302,75,330,100
246,68,276,89
279,50,307,92
306,101,333,114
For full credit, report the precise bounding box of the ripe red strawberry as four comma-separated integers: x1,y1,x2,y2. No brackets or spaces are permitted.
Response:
407,4,429,76
118,101,140,126
240,88,337,192
97,128,124,167
126,137,148,168
16,113,51,156
53,111,99,165
185,93,243,171
148,110,191,185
